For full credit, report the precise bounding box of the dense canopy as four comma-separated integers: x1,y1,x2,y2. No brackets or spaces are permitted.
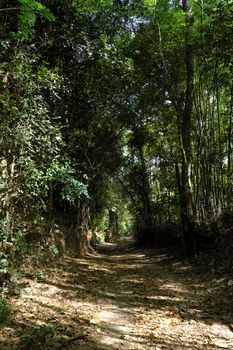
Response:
1,0,232,254
0,1,233,349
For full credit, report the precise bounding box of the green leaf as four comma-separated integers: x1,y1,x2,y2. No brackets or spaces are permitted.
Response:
18,0,55,38
144,0,158,7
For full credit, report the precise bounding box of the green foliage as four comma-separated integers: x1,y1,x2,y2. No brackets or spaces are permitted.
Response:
72,0,112,13
1,0,232,257
18,0,55,39
0,254,9,275
48,243,59,258
0,296,12,326
33,270,46,282
144,0,158,8
47,160,88,204
61,178,88,205
0,49,65,226
0,220,11,243
12,229,30,261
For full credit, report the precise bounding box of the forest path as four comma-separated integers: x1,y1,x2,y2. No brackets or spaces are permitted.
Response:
1,242,233,349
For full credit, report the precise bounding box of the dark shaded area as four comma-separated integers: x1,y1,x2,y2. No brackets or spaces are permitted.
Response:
135,218,233,260
135,223,182,249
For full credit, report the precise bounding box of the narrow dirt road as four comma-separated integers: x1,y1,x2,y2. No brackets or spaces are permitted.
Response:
1,243,233,349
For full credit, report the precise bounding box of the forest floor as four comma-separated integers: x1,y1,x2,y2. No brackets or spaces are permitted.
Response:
0,241,233,349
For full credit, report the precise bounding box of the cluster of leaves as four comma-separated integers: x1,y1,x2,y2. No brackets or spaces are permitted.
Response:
0,53,62,231
0,295,12,326
18,0,55,38
1,1,92,228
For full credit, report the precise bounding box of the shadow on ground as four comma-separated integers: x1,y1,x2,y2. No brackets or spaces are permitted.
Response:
0,242,232,349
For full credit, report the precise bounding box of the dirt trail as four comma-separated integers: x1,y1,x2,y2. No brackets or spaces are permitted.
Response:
1,243,233,349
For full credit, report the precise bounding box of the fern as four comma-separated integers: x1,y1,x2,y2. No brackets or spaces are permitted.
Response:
18,0,55,38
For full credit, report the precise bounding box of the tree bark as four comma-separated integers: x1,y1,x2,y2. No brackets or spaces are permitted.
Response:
179,0,196,253
70,197,94,256
105,209,118,243
138,146,152,229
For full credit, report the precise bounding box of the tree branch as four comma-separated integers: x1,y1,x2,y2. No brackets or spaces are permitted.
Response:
0,7,20,12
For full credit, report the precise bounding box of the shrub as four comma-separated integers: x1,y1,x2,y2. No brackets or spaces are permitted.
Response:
0,295,12,325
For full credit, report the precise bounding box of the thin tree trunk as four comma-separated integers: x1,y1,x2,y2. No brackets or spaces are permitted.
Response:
179,0,196,253
138,146,152,228
227,88,233,206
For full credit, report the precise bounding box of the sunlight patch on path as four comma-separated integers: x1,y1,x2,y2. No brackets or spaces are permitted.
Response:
3,244,233,350
90,303,145,350
91,305,132,333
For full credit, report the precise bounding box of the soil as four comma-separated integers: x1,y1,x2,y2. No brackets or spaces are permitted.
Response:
0,242,233,349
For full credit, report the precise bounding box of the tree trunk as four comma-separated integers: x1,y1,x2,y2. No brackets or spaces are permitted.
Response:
179,0,196,253
138,146,152,229
227,89,233,206
106,209,118,242
70,197,94,256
